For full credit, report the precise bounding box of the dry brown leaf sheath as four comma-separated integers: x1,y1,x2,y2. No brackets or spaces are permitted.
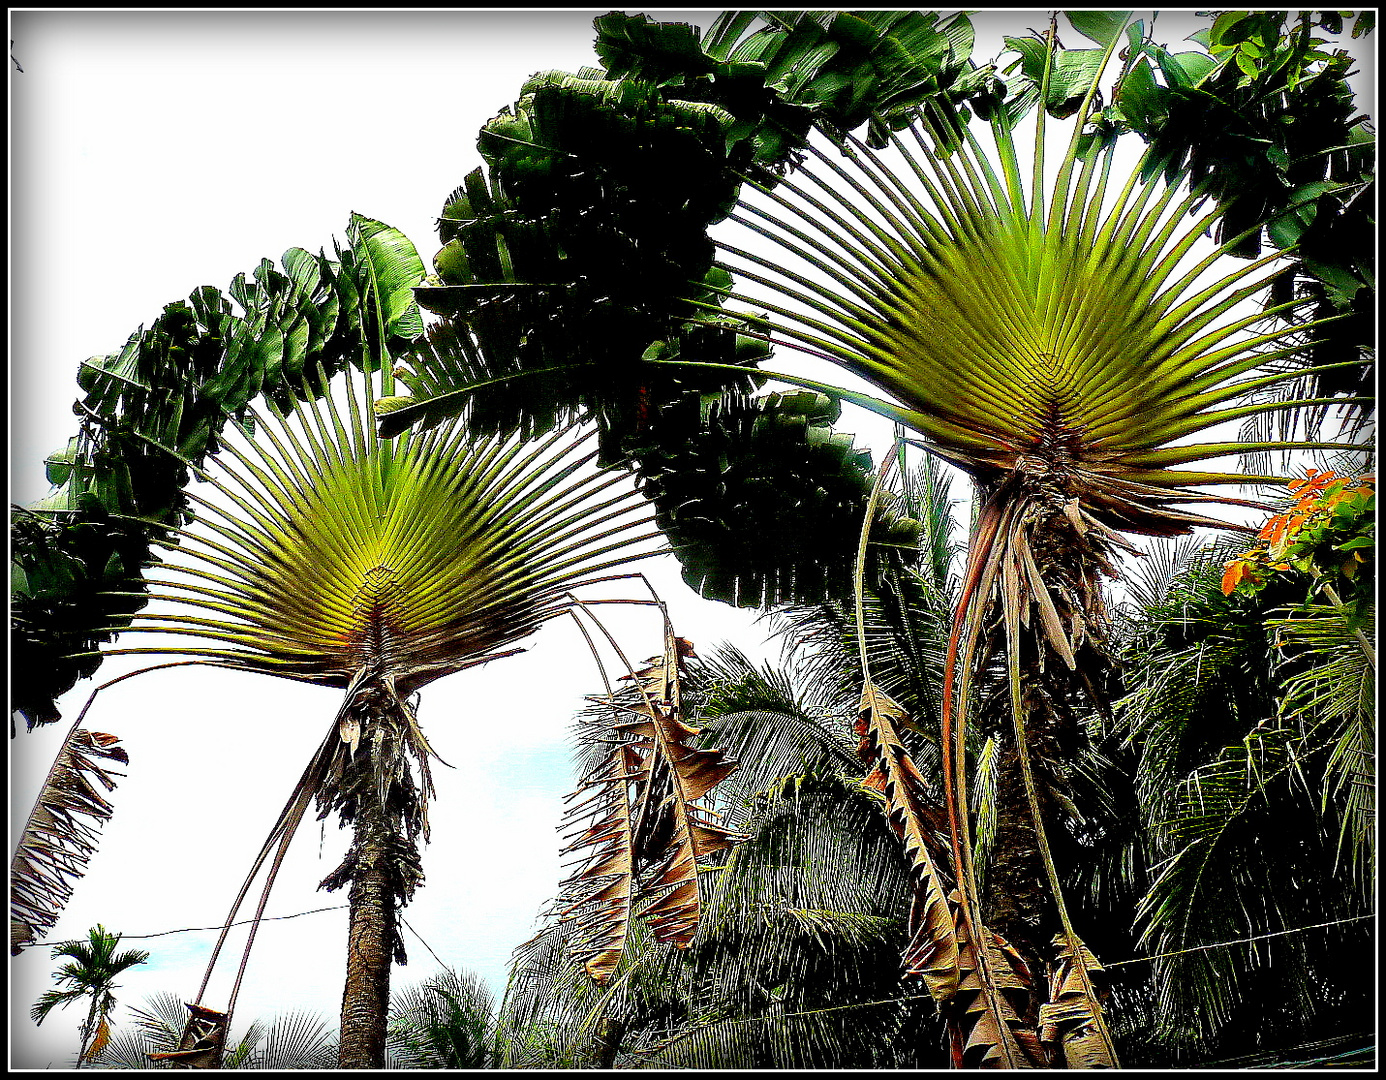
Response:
855,683,961,1000
1040,933,1119,1068
559,631,742,981
11,729,128,954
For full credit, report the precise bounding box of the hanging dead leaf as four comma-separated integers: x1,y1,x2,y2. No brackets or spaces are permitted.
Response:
557,742,641,983
84,1018,111,1062
10,728,128,953
1039,932,1120,1068
148,1001,230,1069
856,682,960,1001
949,898,1044,1069
558,627,742,979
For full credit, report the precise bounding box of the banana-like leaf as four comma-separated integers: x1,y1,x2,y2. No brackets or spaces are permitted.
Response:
10,728,128,954
379,10,992,454
1039,933,1117,1069
348,213,426,350
636,390,921,609
854,682,959,1000
601,10,988,154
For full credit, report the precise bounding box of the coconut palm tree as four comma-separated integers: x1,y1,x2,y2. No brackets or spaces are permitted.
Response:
1105,510,1374,1059
498,641,947,1068
374,11,1371,1066
30,924,150,1067
77,356,668,1067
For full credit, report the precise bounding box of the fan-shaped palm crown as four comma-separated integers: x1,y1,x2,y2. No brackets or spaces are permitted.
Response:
712,83,1354,538
107,365,663,695
85,362,665,1070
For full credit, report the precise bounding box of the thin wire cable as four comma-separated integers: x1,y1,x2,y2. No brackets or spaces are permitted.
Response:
637,912,1382,1052
19,905,349,948
400,916,448,972
1103,914,1374,969
20,905,1371,969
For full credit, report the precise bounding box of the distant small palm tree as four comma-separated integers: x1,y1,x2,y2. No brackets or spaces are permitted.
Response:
30,924,149,1067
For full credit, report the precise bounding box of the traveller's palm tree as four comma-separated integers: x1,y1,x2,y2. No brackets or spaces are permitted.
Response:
696,44,1361,1068
84,360,665,1067
376,11,1371,1067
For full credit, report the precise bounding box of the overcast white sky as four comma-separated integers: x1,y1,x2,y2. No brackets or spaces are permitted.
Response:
8,8,1373,1069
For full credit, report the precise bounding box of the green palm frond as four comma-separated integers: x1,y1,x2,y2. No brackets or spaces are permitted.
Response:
1134,714,1359,1041
691,644,810,720
237,1009,338,1070
386,968,495,1069
1113,532,1373,1046
88,991,186,1068
1272,601,1376,895
90,994,339,1070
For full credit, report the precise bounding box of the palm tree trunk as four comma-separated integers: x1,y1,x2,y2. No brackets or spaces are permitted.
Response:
593,1015,627,1069
329,687,428,1069
338,799,396,1068
75,992,101,1068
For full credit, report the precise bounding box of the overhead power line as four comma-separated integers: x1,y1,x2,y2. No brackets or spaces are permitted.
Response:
1103,914,1374,969
19,904,349,949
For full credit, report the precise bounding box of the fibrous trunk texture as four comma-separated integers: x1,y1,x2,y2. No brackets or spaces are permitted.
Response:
969,492,1124,1066
326,686,428,1069
337,798,396,1068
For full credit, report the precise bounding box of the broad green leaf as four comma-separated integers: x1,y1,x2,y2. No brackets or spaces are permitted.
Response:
348,213,426,344
1116,56,1164,128
44,438,81,487
1210,11,1255,47
1159,49,1219,87
1064,10,1132,48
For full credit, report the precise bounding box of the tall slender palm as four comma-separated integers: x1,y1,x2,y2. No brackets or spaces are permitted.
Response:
30,924,150,1067
84,360,664,1067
